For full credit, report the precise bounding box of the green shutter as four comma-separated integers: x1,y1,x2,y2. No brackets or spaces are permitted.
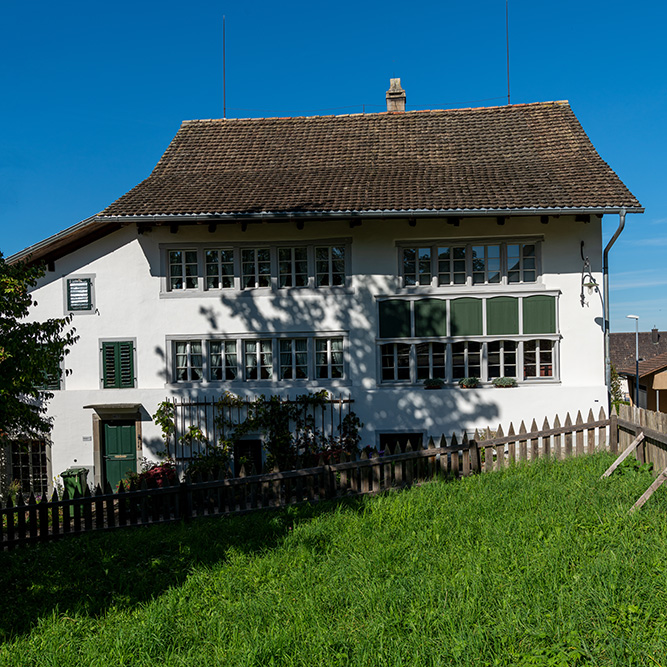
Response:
379,300,411,338
523,295,556,334
67,278,92,311
486,297,519,335
450,298,483,336
103,342,134,388
414,299,447,337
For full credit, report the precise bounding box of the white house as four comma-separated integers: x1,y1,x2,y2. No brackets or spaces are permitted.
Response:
6,82,642,494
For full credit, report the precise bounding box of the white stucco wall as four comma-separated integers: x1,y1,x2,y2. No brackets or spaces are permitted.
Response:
27,215,607,481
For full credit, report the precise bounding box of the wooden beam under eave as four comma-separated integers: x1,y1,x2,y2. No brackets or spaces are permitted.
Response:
208,223,217,233
170,223,179,234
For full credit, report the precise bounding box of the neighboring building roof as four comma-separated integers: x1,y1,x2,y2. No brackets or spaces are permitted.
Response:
98,101,641,219
611,331,667,375
618,350,667,379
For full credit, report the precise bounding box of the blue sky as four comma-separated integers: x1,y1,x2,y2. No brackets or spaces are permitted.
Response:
1,0,665,332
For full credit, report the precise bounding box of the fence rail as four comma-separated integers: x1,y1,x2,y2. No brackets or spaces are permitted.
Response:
1,408,615,550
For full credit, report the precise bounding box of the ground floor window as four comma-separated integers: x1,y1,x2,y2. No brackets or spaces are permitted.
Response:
171,335,346,384
9,440,49,497
379,338,557,384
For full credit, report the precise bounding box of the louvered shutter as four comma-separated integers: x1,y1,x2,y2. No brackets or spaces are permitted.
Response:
67,278,92,311
102,342,135,388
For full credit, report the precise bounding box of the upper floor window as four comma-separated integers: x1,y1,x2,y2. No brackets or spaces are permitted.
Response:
65,275,95,314
162,240,349,294
205,249,234,289
169,250,198,290
316,245,346,286
399,240,539,288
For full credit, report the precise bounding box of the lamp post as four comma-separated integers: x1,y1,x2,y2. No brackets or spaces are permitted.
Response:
627,315,639,406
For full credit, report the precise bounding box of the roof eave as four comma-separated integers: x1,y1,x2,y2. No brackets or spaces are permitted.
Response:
94,206,645,223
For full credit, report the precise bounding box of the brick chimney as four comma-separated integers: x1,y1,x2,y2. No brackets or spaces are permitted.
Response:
386,78,406,112
652,327,659,344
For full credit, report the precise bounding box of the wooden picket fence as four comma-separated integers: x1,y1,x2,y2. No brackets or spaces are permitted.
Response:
0,407,616,550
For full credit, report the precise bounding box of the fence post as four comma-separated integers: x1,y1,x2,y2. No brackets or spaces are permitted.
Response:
609,411,618,455
179,479,191,522
470,434,481,474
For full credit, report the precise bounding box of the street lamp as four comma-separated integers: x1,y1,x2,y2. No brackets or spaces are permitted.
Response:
627,315,639,406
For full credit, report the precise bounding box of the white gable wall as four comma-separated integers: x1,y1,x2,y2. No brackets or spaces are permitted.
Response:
29,215,606,479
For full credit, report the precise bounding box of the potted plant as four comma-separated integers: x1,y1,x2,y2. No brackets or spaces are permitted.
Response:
423,377,445,390
458,377,480,389
492,376,517,388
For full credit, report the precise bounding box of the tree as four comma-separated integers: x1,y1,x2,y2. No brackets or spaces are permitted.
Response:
0,253,77,441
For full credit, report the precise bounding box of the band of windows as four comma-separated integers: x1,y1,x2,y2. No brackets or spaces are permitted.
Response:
380,339,556,384
167,243,347,292
172,336,345,383
401,242,537,288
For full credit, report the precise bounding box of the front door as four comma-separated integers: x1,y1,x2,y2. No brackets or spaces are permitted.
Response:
103,421,137,490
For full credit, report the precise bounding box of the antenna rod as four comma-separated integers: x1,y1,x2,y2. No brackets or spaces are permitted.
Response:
506,0,510,104
223,15,226,119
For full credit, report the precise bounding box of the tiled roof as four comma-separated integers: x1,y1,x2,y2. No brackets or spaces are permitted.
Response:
98,101,641,218
618,351,667,378
611,332,667,375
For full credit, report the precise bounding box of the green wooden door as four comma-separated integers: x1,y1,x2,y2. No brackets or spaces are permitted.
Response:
103,421,136,490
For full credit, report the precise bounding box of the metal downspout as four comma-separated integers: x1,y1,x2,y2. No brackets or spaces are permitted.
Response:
603,208,627,400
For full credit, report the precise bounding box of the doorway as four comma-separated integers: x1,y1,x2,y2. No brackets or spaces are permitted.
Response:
102,420,137,490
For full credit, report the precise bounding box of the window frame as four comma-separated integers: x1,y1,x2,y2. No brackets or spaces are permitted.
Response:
161,239,351,296
168,334,348,385
376,292,559,386
397,238,542,289
63,274,96,315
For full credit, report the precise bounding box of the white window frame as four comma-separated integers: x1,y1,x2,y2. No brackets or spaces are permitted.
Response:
168,334,348,385
161,239,351,296
63,274,96,315
397,238,542,290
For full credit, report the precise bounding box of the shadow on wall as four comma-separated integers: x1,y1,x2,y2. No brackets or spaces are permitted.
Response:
143,259,501,454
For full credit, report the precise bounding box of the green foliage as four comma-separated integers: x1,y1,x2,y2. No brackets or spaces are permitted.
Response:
423,377,444,388
458,376,480,388
185,446,232,478
152,400,175,458
0,253,77,440
492,376,518,388
610,364,629,414
216,391,363,471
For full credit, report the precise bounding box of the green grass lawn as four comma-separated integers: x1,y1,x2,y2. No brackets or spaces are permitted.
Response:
2,453,667,666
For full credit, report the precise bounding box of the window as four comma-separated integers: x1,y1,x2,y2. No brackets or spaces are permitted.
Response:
209,341,238,380
315,338,344,379
205,249,234,289
66,277,93,312
241,249,271,289
102,341,135,388
278,248,308,287
523,340,554,378
416,342,446,380
10,440,49,496
488,340,518,379
377,295,558,384
279,339,308,379
163,241,349,294
399,241,539,288
452,341,482,379
169,250,198,290
171,336,347,383
315,246,346,286
244,340,273,380
175,341,203,382
381,343,411,382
